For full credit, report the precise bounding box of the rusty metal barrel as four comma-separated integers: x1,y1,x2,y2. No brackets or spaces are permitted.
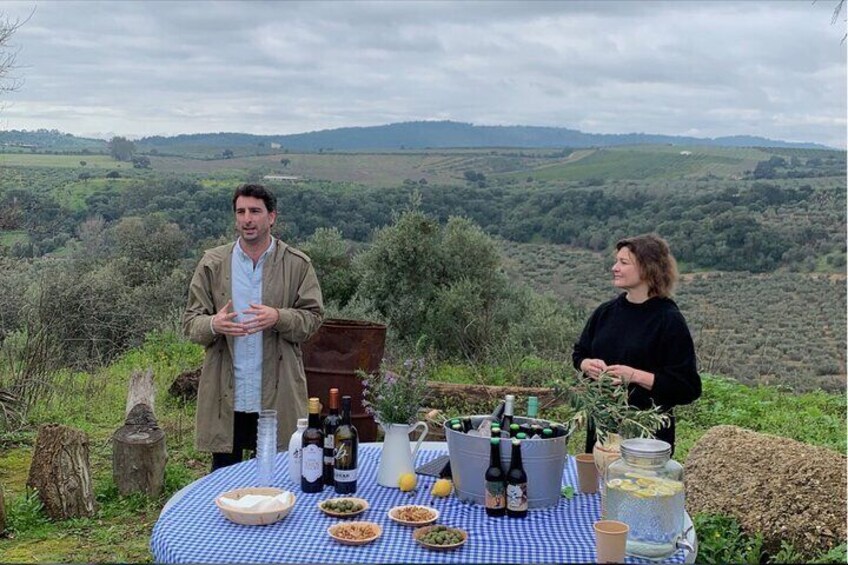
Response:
302,318,386,442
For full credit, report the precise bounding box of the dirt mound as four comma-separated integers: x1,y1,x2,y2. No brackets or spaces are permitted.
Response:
685,425,846,556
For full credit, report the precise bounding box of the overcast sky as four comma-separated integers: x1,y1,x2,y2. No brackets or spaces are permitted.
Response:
1,1,846,147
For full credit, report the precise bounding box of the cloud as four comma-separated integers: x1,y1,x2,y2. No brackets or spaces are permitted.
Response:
1,0,844,147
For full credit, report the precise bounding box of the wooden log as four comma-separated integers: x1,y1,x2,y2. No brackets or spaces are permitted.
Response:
125,368,155,417
27,424,96,520
424,381,559,410
113,368,167,497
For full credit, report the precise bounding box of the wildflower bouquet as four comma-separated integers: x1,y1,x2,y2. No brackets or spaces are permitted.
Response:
358,358,429,425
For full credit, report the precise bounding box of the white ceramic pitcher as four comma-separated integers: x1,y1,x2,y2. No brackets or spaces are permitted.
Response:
376,421,429,488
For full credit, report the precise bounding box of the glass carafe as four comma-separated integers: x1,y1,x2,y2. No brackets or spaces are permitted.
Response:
604,438,685,560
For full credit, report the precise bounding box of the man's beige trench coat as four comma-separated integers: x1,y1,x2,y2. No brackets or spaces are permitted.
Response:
182,239,324,453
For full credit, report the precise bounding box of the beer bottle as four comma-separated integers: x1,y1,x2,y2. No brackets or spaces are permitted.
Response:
509,423,520,438
484,438,506,517
322,388,341,486
506,438,528,518
526,396,539,420
541,427,554,440
301,397,324,493
333,395,358,494
461,417,474,433
501,394,515,431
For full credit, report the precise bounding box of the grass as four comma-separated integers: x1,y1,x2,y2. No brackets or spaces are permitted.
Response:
499,145,768,183
0,332,845,562
0,230,28,246
0,154,127,169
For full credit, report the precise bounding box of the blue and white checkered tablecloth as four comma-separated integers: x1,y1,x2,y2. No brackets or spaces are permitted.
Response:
151,445,687,564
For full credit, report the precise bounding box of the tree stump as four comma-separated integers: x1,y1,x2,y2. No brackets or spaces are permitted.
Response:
27,424,97,520
112,369,167,497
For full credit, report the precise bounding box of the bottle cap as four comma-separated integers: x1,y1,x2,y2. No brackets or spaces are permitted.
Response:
527,396,538,412
510,423,520,431
297,418,308,428
490,437,500,445
516,432,527,440
308,397,321,412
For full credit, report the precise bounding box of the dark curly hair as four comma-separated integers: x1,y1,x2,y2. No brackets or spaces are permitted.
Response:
232,183,277,213
616,234,678,298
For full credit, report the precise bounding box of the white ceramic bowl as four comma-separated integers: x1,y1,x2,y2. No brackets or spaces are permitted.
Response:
215,487,296,526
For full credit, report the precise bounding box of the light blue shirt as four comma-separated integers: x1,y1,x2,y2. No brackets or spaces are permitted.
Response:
232,238,273,412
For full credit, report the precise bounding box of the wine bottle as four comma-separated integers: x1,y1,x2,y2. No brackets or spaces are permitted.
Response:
485,438,506,517
333,395,358,494
322,388,341,486
501,394,515,431
301,397,324,493
506,438,528,518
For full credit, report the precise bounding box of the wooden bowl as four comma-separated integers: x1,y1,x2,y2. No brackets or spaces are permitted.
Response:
318,497,369,518
214,487,296,526
413,525,468,551
327,521,382,545
387,504,439,526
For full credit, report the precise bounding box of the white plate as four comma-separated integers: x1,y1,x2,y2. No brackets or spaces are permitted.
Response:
387,504,439,526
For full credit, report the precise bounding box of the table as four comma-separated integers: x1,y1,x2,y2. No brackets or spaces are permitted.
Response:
151,444,695,563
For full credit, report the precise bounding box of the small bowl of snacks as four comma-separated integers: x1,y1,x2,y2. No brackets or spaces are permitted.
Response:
387,504,439,527
327,521,382,545
214,487,296,526
318,497,369,518
414,525,468,551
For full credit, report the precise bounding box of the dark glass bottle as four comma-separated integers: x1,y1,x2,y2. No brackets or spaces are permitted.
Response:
451,422,463,433
506,438,528,518
301,397,324,493
333,395,359,494
501,394,515,431
461,417,473,433
542,427,554,440
322,388,341,486
509,423,521,438
484,438,506,517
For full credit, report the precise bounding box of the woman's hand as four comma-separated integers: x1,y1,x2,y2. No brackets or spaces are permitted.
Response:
580,358,608,379
606,364,654,390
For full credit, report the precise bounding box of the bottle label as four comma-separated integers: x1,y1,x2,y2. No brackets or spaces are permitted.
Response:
324,436,335,450
334,468,358,482
506,483,528,512
301,444,323,483
485,481,505,509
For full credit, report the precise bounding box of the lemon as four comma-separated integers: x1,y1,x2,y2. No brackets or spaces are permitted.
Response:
430,478,453,498
398,472,418,492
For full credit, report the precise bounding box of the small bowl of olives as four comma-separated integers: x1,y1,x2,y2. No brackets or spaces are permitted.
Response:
413,524,468,551
318,497,369,518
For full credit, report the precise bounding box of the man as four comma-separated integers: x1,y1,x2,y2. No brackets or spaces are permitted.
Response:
183,184,324,471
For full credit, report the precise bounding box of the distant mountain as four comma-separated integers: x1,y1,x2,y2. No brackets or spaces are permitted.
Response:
1,122,833,152
0,129,105,151
138,121,831,151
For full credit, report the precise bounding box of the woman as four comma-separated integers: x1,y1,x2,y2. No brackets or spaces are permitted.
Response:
572,234,701,454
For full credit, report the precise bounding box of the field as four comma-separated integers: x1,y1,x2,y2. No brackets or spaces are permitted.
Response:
499,145,767,182
501,241,847,392
0,153,129,169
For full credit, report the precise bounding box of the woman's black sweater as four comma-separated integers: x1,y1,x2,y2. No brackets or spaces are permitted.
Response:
572,293,702,453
